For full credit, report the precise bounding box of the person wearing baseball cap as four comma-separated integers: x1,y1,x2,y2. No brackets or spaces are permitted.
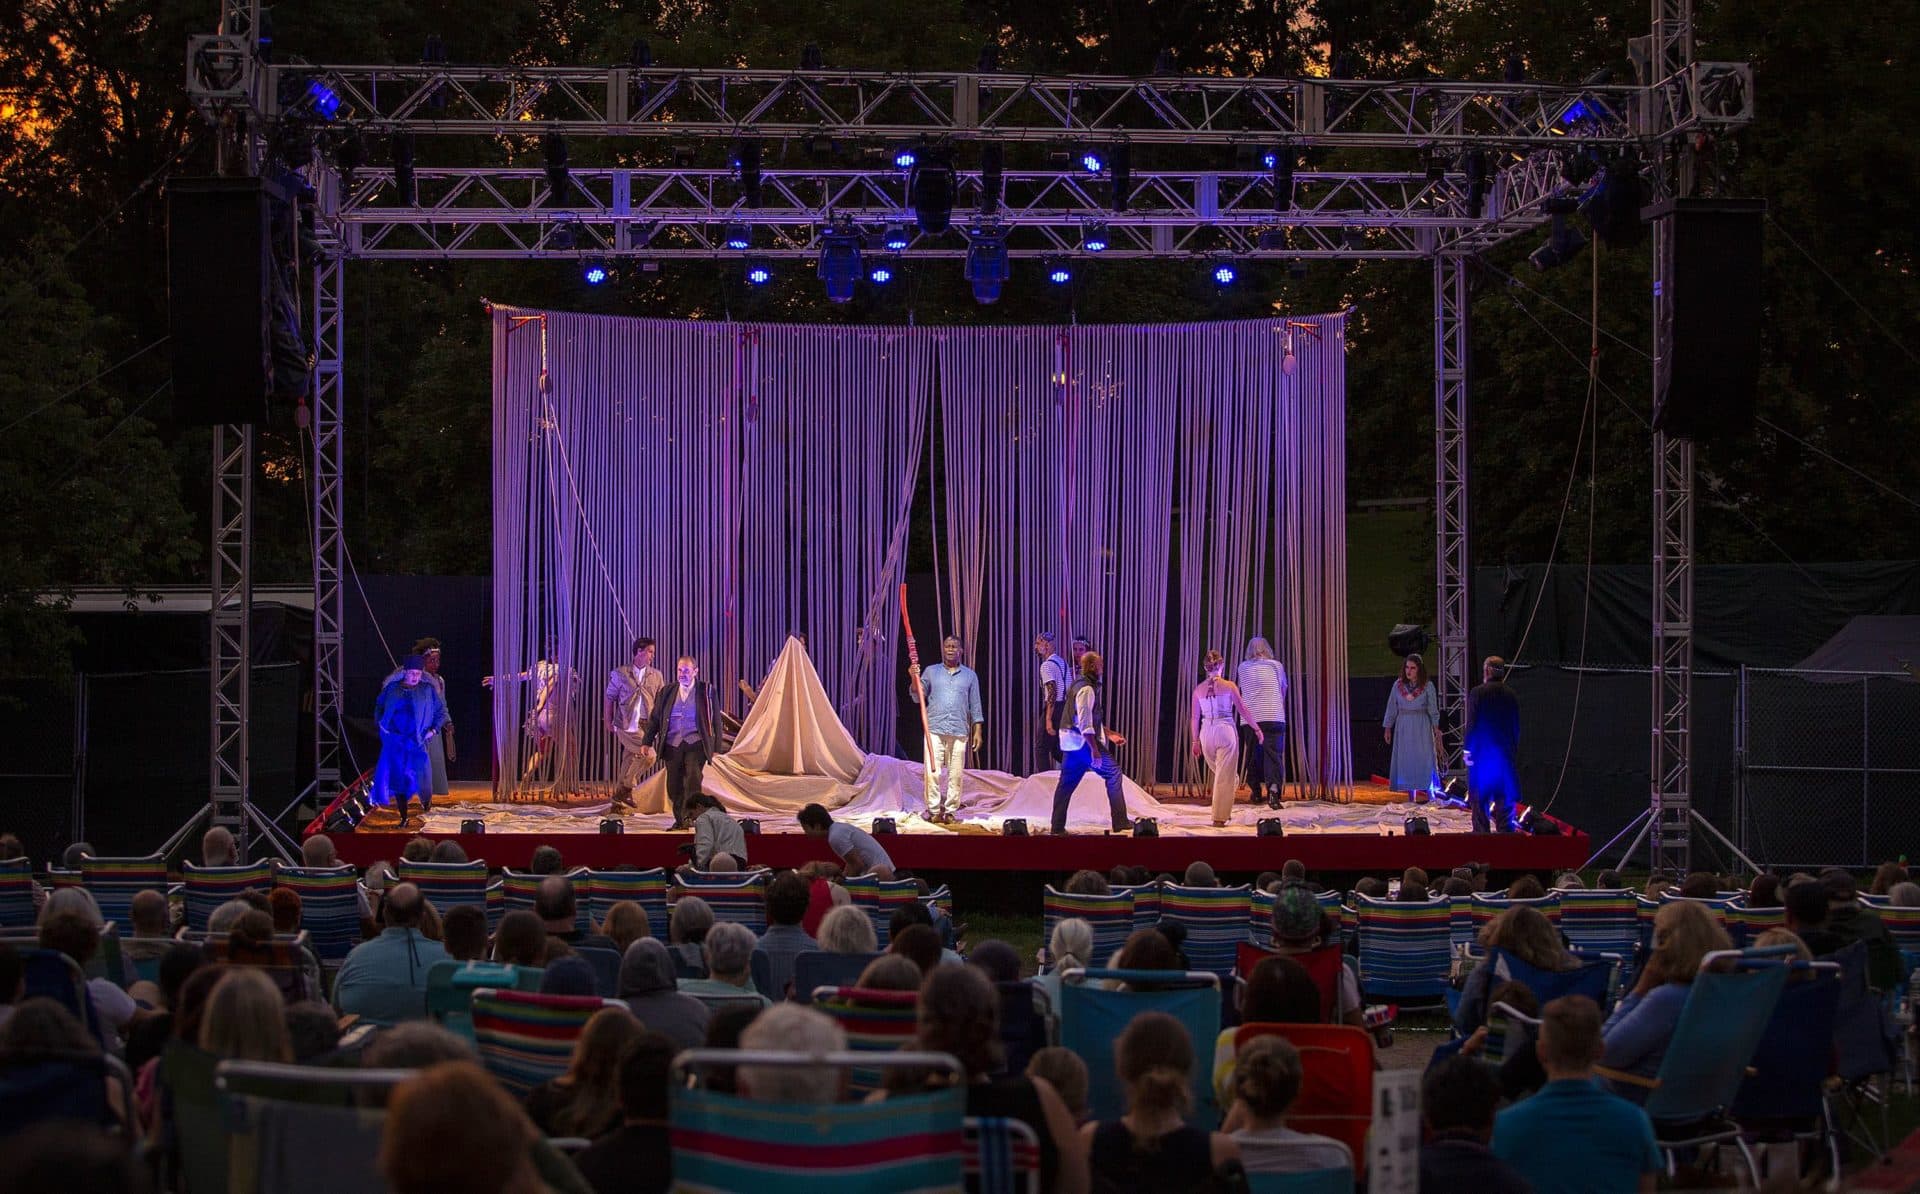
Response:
1269,884,1364,1027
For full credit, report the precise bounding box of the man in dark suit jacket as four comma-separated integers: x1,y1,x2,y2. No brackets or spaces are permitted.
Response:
1464,655,1522,833
641,655,724,829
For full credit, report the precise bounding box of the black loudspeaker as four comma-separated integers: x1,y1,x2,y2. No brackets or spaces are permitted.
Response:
872,817,897,835
739,819,761,835
459,819,486,835
168,178,274,425
1404,815,1431,836
1257,819,1286,838
1003,819,1029,836
1387,625,1429,657
1650,198,1765,441
1131,818,1158,838
599,818,624,834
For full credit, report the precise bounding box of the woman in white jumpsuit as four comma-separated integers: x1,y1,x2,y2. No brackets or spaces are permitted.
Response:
1190,649,1263,827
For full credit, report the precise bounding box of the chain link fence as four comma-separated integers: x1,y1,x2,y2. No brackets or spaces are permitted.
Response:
1739,667,1920,869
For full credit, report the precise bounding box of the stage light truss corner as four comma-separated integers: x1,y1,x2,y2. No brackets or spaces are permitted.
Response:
1432,255,1471,765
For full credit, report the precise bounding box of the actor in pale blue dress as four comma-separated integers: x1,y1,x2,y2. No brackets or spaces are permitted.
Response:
1382,653,1443,794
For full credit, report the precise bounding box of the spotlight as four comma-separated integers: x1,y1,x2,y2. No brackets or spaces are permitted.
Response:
1002,818,1029,836
873,817,898,835
868,263,894,284
909,148,955,233
1078,146,1105,174
743,260,772,285
303,77,342,121
1131,817,1158,838
582,258,610,285
1528,210,1587,271
543,132,570,205
881,224,911,251
1211,261,1238,286
979,142,1004,215
1256,819,1286,838
1271,149,1294,212
740,818,761,835
964,225,1009,304
1404,815,1432,836
1578,154,1646,246
1081,221,1109,253
723,222,751,251
893,144,919,170
1256,228,1287,251
599,818,624,834
1464,149,1492,218
1045,258,1073,285
816,223,862,303
390,132,416,205
731,137,762,207
547,220,576,251
460,818,487,835
1109,142,1131,213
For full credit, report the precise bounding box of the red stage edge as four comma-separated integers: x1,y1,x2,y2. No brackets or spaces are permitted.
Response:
327,826,1591,876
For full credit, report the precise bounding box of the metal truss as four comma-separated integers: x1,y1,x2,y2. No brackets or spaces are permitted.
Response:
311,247,346,804
210,424,253,855
1432,255,1472,763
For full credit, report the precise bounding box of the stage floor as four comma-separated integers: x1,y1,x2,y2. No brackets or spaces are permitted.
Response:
330,781,1590,875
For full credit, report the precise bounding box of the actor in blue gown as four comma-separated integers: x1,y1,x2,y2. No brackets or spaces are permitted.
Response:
372,653,450,826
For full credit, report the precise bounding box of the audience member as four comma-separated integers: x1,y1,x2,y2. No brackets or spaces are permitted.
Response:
61,842,94,868
359,1020,475,1080
667,896,715,976
1399,881,1430,902
1212,955,1322,1106
300,835,339,868
1222,1035,1352,1174
705,852,741,873
600,901,654,955
1083,1011,1238,1191
268,887,302,934
1280,859,1308,886
618,938,711,1051
539,874,616,950
439,904,489,963
526,1005,644,1137
1891,882,1920,908
1182,861,1219,888
400,837,433,864
332,882,450,1026
129,889,170,939
1601,899,1731,1099
494,909,549,968
1269,885,1363,1027
1677,871,1720,899
890,923,945,976
855,953,924,991
1746,872,1781,908
1064,869,1111,896
698,1004,761,1095
0,998,134,1128
1495,995,1661,1193
687,794,748,870
1441,876,1474,897
1595,868,1624,889
678,922,769,1008
381,1061,546,1194
0,943,23,1031
207,897,251,935
428,839,468,864
572,1032,677,1194
1353,876,1387,899
528,844,565,876
202,826,237,868
539,955,598,997
1822,869,1903,989
1783,880,1846,956
967,939,1023,985
1870,860,1908,896
738,1004,847,1103
1752,927,1813,967
1553,870,1584,889
0,1120,154,1194
201,967,294,1063
1402,867,1429,890
284,1000,343,1061
1642,871,1674,899
39,907,140,1042
1114,928,1182,974
1454,905,1574,1035
817,904,879,954
1027,1046,1091,1124
756,872,816,1000
1417,1057,1530,1194
1506,875,1545,899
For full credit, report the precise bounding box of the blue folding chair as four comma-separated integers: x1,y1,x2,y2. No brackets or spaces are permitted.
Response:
792,950,882,1003
1247,1170,1354,1194
576,945,621,997
20,947,104,1046
0,857,37,928
1060,968,1221,1125
1731,961,1843,1180
0,1055,117,1139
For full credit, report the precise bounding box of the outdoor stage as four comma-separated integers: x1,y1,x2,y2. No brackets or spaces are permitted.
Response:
326,780,1590,876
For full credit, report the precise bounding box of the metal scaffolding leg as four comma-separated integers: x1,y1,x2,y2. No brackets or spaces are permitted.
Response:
1432,254,1472,764
210,423,253,856
313,253,346,808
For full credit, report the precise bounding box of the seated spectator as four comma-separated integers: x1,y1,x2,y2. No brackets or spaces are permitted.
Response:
359,1020,475,1082
1891,881,1920,908
1495,995,1661,1193
1418,1056,1529,1193
1783,879,1846,957
688,794,747,870
539,874,616,951
1353,876,1387,899
528,844,565,876
967,939,1023,985
1454,905,1574,1035
890,923,945,976
697,1004,762,1096
1642,871,1675,899
679,922,770,1008
888,901,960,964
1823,869,1903,990
427,840,468,864
1678,871,1720,899
0,943,23,1032
1182,861,1219,888
705,853,742,872
1402,867,1429,890
855,953,923,992
526,1005,643,1138
1150,921,1191,969
1870,860,1908,896
539,956,598,997
1506,875,1545,899
1441,876,1474,897
738,1004,848,1102
1752,927,1813,968
1554,871,1585,890
600,901,654,955
201,968,293,1063
1213,955,1321,1104
1028,1046,1091,1124
1037,918,1094,1009
1064,869,1111,896
667,896,715,977
284,999,343,1062
1601,899,1731,1099
816,904,879,954
756,872,816,1000
300,834,339,868
129,889,171,940
1595,868,1624,890
202,826,237,868
1746,872,1781,908
493,909,549,969
400,837,434,864
332,882,450,1026
61,842,94,869
890,965,1089,1194
207,897,252,936
1269,884,1363,1027
132,961,220,1130
618,939,711,1051
1083,1012,1237,1191
796,861,842,937
38,908,140,1043
380,1061,546,1194
1253,871,1280,894
0,1120,154,1193
440,904,489,963
572,1032,677,1194
1222,1036,1352,1174
0,998,133,1129
1280,860,1308,886
1114,928,1182,975
268,887,302,934
1399,881,1430,902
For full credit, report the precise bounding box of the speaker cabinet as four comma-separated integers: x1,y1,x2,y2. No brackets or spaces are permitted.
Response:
168,177,272,425
1650,197,1765,441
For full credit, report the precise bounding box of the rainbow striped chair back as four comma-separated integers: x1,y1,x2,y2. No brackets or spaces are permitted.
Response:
964,1115,1043,1194
1555,889,1641,957
672,871,770,935
425,961,542,1040
470,988,619,1097
842,874,923,947
585,867,669,933
1726,899,1788,947
1352,895,1453,998
1117,882,1164,932
1862,897,1920,959
180,861,274,932
1156,884,1253,978
811,987,921,1096
1250,888,1277,949
670,1049,966,1194
47,868,82,891
500,867,593,934
1445,894,1477,949
79,856,168,926
272,865,361,964
1635,895,1662,952
1042,887,1136,967
200,931,321,1004
1659,894,1735,937
1466,893,1561,939
0,857,35,928
396,859,501,929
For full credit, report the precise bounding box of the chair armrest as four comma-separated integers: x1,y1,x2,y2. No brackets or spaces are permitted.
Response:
1592,1064,1660,1090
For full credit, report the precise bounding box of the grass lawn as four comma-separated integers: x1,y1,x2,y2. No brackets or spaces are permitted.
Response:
1347,507,1432,677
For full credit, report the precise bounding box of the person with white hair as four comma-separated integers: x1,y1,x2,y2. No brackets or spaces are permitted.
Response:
738,1004,849,1104
678,922,770,1008
1236,637,1289,809
202,826,237,868
816,904,878,954
1039,917,1095,1009
668,896,716,976
299,835,339,868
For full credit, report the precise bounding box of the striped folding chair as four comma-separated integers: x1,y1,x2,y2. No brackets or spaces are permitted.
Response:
1061,968,1221,1124
180,861,274,932
79,856,169,926
1555,888,1642,958
1042,887,1136,966
1660,894,1735,944
500,867,593,934
585,867,669,935
1156,884,1253,979
964,1115,1043,1194
1725,899,1788,947
1636,895,1661,953
1352,895,1453,1000
1862,897,1920,963
1249,888,1277,949
1444,894,1476,949
425,960,542,1040
0,857,36,928
671,1049,967,1194
396,860,501,930
272,865,361,966
1466,893,1561,940
470,987,620,1097
811,986,921,1096
673,871,770,934
842,874,924,947
200,931,323,1004
1117,882,1163,933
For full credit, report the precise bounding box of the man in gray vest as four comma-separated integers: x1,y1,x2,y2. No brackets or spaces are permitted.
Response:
641,654,724,829
604,636,665,809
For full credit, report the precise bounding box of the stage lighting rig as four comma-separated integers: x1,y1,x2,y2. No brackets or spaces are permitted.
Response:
546,219,576,251
1528,195,1587,271
1081,221,1109,253
722,222,751,251
543,132,570,206
979,143,1004,215
1045,258,1073,285
731,137,763,207
881,224,911,252
1211,261,1239,286
910,147,955,233
817,222,862,303
868,263,894,284
582,258,610,285
1463,150,1492,218
964,225,1009,304
744,259,773,286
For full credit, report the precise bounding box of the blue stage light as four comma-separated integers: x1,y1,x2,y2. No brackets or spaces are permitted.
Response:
894,146,918,169
882,224,911,251
1561,99,1592,124
1080,149,1105,174
582,260,609,285
1262,150,1277,169
1081,221,1109,253
869,264,894,284
1047,261,1073,285
817,226,862,303
745,261,772,285
1212,262,1238,285
723,223,751,251
305,78,342,120
964,227,1010,304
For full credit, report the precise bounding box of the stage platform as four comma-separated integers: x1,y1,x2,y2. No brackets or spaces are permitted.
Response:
327,781,1590,876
